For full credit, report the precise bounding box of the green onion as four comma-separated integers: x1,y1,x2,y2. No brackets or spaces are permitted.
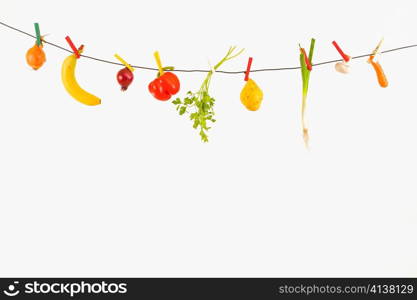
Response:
299,38,315,148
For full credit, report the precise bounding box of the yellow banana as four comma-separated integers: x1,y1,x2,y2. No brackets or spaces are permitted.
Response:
61,52,101,106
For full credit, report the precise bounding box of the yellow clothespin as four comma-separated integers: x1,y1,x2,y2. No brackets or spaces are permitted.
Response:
370,38,384,60
114,54,134,72
154,51,164,76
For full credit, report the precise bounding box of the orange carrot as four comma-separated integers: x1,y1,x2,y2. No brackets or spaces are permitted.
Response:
369,56,388,88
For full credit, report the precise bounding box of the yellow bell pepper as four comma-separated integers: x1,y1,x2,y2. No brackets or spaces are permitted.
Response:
240,79,263,111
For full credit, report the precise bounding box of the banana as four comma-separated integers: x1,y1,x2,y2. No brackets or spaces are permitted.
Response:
61,52,101,106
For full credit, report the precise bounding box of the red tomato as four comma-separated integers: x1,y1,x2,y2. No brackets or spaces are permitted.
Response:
148,72,180,101
161,72,180,94
149,78,171,100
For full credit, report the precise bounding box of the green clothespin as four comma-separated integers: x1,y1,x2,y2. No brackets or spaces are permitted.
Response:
34,23,41,46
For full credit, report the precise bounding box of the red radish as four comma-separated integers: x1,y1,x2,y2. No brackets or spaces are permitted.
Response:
117,67,134,91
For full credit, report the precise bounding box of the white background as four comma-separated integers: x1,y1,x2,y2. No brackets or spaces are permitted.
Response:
0,0,416,277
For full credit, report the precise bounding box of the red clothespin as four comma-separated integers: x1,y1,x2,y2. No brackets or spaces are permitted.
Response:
244,57,253,81
300,47,312,71
332,41,350,62
65,36,81,58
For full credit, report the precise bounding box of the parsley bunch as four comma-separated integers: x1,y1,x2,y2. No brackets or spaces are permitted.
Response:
173,47,244,142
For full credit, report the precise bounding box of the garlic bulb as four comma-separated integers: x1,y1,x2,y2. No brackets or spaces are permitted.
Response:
335,62,350,74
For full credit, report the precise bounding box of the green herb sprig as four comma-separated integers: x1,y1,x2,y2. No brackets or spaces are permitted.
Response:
173,47,244,142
